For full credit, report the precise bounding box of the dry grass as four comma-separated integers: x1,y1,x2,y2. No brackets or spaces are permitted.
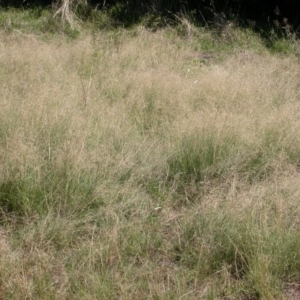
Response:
0,26,300,299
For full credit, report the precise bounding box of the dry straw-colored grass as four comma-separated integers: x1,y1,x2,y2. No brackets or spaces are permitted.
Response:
0,27,300,299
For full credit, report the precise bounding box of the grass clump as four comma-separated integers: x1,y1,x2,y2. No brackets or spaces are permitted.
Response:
167,132,236,184
175,200,300,299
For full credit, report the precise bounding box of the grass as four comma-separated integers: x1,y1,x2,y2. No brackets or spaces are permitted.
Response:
0,8,300,299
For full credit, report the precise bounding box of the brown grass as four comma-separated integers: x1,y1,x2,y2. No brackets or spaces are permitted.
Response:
0,27,300,299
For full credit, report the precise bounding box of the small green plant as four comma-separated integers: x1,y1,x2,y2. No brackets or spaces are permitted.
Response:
167,132,236,184
0,177,43,217
269,38,293,54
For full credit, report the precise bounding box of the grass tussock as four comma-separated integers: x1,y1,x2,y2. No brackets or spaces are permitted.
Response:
0,21,300,299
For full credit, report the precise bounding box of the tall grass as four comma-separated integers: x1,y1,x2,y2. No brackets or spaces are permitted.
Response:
0,18,300,299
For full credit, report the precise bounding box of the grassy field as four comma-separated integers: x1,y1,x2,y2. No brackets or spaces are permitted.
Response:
0,10,300,299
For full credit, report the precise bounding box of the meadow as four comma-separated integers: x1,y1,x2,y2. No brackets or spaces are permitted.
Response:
0,10,300,299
